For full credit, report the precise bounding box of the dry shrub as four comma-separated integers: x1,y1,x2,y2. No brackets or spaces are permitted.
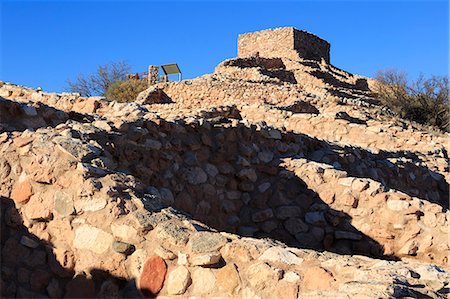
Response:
105,79,148,103
375,69,449,131
66,61,131,97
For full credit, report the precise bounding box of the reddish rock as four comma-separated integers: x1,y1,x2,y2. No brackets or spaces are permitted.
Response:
11,180,33,204
139,256,167,297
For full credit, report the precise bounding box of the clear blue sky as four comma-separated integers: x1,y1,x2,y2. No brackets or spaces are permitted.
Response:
1,0,448,93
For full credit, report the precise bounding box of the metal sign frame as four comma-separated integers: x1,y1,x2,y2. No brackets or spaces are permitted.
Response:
160,63,182,81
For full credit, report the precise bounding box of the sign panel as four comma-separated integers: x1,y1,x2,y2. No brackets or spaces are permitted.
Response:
161,63,181,75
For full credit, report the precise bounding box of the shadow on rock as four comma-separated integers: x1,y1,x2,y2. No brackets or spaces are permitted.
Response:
84,116,403,260
305,138,449,210
0,196,138,298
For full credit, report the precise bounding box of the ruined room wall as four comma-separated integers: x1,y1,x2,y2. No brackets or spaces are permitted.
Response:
293,29,330,64
238,27,330,64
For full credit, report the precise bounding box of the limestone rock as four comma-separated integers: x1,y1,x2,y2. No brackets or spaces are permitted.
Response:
190,252,222,266
177,252,189,265
387,199,410,211
167,266,191,295
73,224,113,254
217,263,240,294
111,221,141,245
191,267,216,294
399,240,419,256
126,249,147,277
301,267,335,291
74,196,107,212
0,158,11,180
351,179,369,192
22,105,38,116
283,271,300,283
154,246,177,260
246,262,282,289
258,247,303,265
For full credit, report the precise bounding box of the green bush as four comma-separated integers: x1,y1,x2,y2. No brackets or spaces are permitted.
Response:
375,69,449,131
105,79,148,103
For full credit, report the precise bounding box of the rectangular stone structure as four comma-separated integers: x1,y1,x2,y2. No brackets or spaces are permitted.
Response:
238,27,330,64
148,65,159,85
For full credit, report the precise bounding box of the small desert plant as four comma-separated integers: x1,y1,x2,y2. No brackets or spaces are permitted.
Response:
104,78,148,103
66,61,131,97
375,69,449,131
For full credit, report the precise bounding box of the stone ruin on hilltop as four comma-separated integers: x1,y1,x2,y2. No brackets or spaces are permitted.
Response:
0,27,449,299
137,26,371,106
238,27,331,64
136,27,332,87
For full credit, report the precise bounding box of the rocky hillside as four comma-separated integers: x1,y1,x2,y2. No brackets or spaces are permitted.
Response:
0,36,449,298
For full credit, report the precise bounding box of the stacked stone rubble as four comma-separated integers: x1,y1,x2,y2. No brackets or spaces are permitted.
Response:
0,29,449,297
1,112,448,298
148,65,159,86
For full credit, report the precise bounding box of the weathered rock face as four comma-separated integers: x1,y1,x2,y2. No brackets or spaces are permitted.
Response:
0,28,449,298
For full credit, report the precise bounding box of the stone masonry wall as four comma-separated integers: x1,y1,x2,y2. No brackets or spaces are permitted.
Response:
1,81,449,298
238,27,331,64
1,24,449,298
